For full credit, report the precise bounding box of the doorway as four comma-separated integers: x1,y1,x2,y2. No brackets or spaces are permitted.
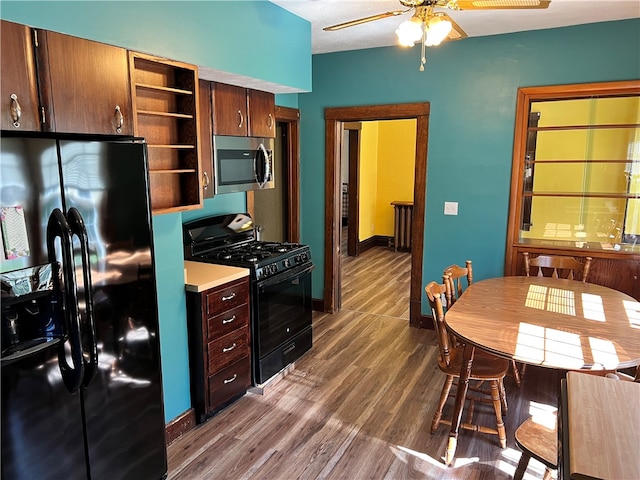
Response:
324,103,430,327
248,105,301,243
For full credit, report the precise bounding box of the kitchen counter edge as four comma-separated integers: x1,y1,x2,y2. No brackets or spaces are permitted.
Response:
184,261,250,293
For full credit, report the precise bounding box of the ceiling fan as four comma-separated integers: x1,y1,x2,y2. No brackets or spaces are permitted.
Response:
324,0,551,71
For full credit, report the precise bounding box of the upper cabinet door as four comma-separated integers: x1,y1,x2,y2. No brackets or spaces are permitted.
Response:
247,89,275,138
212,83,248,136
199,80,214,199
1,21,41,131
38,30,132,135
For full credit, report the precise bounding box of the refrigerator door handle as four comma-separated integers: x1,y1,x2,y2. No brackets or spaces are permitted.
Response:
67,208,98,386
46,208,84,393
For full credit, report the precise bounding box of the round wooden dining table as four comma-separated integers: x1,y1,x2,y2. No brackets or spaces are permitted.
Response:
442,275,640,466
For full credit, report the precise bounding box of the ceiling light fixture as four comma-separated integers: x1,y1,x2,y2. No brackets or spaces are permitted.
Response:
396,7,453,71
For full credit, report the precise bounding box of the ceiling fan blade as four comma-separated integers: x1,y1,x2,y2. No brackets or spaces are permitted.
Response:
454,0,550,9
440,13,468,41
323,10,408,31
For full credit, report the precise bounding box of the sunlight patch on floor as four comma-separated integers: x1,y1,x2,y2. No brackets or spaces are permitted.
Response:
390,445,479,470
500,447,556,479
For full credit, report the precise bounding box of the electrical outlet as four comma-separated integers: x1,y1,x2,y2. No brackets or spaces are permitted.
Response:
444,202,458,216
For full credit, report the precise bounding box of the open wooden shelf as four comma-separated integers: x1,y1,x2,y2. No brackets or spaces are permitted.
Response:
129,51,202,214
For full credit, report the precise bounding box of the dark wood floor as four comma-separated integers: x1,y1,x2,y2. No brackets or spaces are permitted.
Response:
167,246,561,479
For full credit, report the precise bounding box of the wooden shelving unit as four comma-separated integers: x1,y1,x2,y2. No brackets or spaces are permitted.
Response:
129,52,203,214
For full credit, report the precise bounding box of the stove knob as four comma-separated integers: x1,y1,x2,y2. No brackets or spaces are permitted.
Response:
283,258,291,268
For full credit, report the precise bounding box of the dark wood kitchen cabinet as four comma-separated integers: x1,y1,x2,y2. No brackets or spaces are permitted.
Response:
36,29,133,135
186,277,251,423
212,82,275,138
1,21,132,135
247,88,275,138
212,82,248,136
198,79,214,199
1,20,40,131
129,52,202,214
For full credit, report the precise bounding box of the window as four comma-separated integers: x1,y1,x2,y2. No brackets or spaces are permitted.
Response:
509,82,640,254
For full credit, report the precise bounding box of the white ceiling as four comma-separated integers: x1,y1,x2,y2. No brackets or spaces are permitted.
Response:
270,0,640,54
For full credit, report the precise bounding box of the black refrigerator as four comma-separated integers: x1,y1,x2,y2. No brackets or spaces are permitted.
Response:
0,132,167,479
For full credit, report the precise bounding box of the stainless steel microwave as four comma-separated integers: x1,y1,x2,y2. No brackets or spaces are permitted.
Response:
213,135,274,194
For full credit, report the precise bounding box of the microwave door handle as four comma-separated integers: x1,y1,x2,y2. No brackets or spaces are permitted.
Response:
46,209,84,393
254,143,271,188
67,208,98,386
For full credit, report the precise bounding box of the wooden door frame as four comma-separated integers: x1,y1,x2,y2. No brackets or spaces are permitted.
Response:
247,105,300,242
324,103,430,327
343,123,361,257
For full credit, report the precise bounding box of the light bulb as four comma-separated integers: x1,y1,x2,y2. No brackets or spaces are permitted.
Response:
396,16,423,47
425,16,452,46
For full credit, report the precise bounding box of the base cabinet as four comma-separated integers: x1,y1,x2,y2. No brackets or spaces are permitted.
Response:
186,277,251,423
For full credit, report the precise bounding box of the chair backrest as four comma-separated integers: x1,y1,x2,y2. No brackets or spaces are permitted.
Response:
523,252,592,282
443,260,473,306
425,281,451,367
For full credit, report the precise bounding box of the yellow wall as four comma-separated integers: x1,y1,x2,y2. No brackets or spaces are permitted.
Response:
358,122,379,240
357,119,416,241
375,120,416,236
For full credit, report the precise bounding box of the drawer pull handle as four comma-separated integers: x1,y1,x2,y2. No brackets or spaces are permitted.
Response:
221,292,236,302
222,342,237,353
224,374,237,384
222,315,236,325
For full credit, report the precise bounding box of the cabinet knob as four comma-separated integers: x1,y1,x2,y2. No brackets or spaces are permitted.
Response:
114,105,123,133
9,94,21,128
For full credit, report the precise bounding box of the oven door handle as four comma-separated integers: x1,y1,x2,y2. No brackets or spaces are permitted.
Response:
257,263,314,289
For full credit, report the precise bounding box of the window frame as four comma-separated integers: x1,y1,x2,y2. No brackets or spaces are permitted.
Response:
505,80,640,274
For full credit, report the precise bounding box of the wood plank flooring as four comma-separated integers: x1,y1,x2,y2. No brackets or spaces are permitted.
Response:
168,246,561,480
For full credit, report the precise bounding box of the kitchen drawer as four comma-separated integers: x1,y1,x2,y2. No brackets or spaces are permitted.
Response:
207,302,249,340
205,278,249,318
207,358,251,410
207,327,250,373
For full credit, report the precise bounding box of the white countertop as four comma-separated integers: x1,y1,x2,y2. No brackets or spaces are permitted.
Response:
184,261,250,293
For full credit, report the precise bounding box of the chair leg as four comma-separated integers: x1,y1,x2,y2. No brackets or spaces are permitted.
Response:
489,380,506,448
513,452,531,480
542,468,554,480
499,378,508,414
431,375,454,433
511,360,522,388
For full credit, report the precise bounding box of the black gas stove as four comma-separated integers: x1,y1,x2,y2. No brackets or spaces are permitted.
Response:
183,213,313,385
194,240,311,282
183,214,311,281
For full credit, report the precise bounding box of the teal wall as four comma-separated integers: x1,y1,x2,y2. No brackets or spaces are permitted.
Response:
0,0,311,92
298,19,640,306
0,1,307,423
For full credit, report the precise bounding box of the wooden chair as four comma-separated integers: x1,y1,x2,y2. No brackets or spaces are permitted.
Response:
513,415,557,480
514,253,594,387
442,260,473,307
425,281,509,449
523,252,592,282
514,371,632,480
